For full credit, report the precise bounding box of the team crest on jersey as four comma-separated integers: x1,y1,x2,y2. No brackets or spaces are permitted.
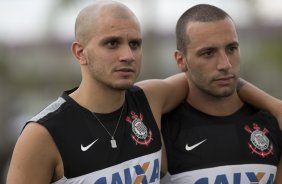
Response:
126,111,153,146
244,123,273,157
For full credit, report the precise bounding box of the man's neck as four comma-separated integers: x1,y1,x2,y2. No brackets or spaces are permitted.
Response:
69,83,126,113
187,89,243,116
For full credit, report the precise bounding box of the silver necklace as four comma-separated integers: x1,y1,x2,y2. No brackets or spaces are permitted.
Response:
92,104,124,148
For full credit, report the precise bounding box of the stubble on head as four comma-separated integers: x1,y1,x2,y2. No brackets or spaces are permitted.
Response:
74,0,140,46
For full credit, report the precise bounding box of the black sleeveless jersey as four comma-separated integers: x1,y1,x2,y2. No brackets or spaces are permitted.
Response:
28,86,162,184
161,101,282,184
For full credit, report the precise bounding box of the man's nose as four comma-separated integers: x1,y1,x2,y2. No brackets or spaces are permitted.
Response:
217,51,231,71
119,45,135,62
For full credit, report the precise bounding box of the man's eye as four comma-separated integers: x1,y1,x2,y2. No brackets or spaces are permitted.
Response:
204,51,213,56
227,46,238,54
129,41,141,50
201,49,214,57
106,40,118,48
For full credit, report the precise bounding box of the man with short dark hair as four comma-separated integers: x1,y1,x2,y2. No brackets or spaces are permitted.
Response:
162,4,282,184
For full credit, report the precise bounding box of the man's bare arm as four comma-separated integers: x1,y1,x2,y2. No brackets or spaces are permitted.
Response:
237,79,282,130
6,123,62,184
136,73,188,124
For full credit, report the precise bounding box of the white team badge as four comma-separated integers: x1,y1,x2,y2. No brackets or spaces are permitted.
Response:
244,123,273,157
132,118,148,139
126,111,153,146
251,130,269,151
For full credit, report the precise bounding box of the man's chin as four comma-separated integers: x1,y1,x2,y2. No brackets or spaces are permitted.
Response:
113,83,134,90
215,88,236,97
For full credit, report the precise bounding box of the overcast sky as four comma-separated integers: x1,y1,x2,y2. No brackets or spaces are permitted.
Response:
0,0,282,44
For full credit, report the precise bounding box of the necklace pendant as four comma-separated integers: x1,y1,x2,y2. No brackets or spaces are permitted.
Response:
111,139,117,148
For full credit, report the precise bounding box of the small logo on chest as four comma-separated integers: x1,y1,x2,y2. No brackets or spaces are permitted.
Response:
244,123,273,157
126,111,153,146
81,138,99,151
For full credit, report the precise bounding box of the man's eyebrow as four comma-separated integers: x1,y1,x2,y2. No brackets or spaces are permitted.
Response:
129,38,142,43
196,46,216,54
196,41,239,53
100,36,121,43
99,36,142,43
227,41,239,47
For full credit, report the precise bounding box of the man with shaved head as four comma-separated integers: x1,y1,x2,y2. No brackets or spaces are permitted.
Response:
7,1,188,183
6,1,282,184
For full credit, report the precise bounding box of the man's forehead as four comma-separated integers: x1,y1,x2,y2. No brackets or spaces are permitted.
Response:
95,28,142,42
75,1,140,44
93,7,141,32
81,1,136,22
187,19,237,41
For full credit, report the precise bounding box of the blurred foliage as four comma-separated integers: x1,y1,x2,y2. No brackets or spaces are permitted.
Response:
259,34,282,69
0,45,8,78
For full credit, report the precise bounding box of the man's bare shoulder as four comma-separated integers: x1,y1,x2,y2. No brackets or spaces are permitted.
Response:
20,122,53,146
6,122,61,184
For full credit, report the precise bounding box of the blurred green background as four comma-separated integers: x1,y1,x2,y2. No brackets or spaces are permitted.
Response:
1,0,282,182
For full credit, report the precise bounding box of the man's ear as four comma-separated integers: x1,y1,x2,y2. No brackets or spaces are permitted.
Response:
174,50,188,72
71,41,87,65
